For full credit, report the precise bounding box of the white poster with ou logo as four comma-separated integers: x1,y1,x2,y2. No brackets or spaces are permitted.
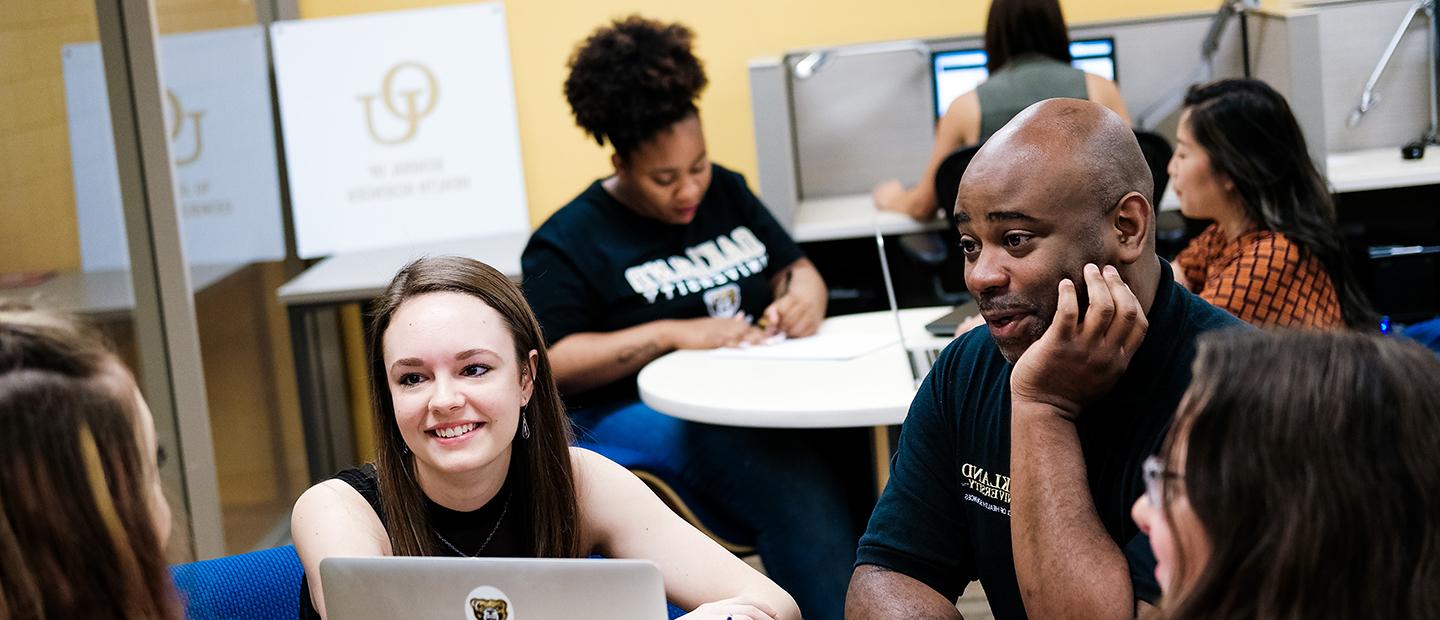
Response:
62,26,286,271
270,2,530,259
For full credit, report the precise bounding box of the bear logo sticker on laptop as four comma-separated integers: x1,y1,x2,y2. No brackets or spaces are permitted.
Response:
465,586,513,620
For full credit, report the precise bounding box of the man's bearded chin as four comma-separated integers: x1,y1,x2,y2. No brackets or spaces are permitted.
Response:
994,309,1052,363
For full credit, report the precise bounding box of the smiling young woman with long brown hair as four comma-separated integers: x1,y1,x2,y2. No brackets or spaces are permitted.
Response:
292,256,798,620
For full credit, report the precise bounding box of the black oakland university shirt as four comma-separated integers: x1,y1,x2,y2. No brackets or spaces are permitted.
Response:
522,164,803,407
855,260,1246,619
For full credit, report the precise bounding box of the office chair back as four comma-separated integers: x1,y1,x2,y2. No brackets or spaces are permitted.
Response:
927,144,984,231
1133,129,1172,207
171,545,304,619
934,145,982,232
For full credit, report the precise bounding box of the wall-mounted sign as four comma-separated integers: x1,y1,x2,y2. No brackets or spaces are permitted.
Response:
63,25,286,271
270,2,529,258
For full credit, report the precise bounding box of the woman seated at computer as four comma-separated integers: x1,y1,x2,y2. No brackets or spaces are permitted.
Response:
292,257,799,620
0,307,177,618
873,0,1131,220
521,16,856,620
1131,329,1440,617
1169,79,1373,329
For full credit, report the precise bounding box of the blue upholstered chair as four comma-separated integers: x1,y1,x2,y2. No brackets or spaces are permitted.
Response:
170,544,304,620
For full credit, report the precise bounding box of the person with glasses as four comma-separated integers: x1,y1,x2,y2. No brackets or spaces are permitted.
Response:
847,99,1246,620
1131,329,1440,618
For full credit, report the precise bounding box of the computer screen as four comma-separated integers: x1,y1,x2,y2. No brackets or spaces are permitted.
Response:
931,37,1117,119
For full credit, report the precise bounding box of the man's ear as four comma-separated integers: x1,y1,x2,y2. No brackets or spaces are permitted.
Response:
610,152,624,175
1111,191,1151,265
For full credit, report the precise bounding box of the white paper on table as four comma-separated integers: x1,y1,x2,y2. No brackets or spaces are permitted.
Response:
709,331,897,361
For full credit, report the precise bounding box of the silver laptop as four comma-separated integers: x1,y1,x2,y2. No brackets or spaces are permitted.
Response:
321,556,669,620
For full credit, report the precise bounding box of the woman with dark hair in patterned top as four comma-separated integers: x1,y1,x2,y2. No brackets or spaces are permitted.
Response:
1168,79,1375,329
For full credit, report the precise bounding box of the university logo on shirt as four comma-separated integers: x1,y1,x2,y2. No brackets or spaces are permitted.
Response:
704,283,742,318
623,226,769,304
961,462,1011,516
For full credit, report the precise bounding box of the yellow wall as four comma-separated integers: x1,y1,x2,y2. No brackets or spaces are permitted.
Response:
4,0,1227,273
1,0,98,273
302,0,1220,228
0,0,258,273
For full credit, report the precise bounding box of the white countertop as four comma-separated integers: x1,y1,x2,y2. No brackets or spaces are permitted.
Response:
0,264,244,319
273,147,1437,309
276,233,528,307
637,306,960,429
792,194,947,243
1326,146,1440,193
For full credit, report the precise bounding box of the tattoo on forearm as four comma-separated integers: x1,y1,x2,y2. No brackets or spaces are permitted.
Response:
617,342,663,365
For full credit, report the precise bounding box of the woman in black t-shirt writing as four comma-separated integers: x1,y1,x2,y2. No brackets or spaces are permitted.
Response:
292,257,797,620
522,17,855,620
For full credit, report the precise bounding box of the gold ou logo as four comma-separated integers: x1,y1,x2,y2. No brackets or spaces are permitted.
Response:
165,89,203,166
358,61,440,145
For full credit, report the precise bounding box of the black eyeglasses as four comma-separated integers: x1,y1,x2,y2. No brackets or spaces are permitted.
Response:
1142,455,1182,507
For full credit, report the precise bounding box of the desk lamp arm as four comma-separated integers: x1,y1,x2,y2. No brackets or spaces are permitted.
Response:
1347,0,1440,145
1347,1,1430,130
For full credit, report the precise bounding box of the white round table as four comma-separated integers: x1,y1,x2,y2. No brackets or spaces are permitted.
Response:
638,307,954,428
637,306,959,492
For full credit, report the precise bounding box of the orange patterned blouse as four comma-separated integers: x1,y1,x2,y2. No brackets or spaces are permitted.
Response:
1174,224,1344,329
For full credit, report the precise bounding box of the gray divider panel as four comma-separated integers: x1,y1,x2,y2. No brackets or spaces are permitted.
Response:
1071,15,1246,132
1249,10,1329,169
761,3,1427,208
1314,0,1435,151
789,42,935,200
779,13,1249,202
749,57,800,232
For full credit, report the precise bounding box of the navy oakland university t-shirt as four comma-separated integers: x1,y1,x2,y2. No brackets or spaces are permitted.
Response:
522,164,804,406
855,260,1246,619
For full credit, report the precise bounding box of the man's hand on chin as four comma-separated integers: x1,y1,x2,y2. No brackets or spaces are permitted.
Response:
1010,263,1149,421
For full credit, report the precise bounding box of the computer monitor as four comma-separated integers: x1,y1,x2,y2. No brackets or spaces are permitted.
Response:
931,37,1117,118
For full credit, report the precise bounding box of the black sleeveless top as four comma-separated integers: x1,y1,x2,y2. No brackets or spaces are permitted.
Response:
299,464,533,619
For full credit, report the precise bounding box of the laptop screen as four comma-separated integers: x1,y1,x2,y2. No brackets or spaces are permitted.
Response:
931,36,1117,118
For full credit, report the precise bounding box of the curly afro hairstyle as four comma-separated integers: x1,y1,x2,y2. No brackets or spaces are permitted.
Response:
564,15,708,159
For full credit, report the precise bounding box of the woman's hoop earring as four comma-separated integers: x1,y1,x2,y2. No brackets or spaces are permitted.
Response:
521,405,531,440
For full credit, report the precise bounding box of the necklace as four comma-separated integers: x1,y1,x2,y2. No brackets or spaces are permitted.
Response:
433,485,512,557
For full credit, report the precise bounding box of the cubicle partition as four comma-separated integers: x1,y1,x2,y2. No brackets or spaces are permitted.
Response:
1310,0,1435,153
751,0,1439,231
750,9,1253,236
1248,9,1329,164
